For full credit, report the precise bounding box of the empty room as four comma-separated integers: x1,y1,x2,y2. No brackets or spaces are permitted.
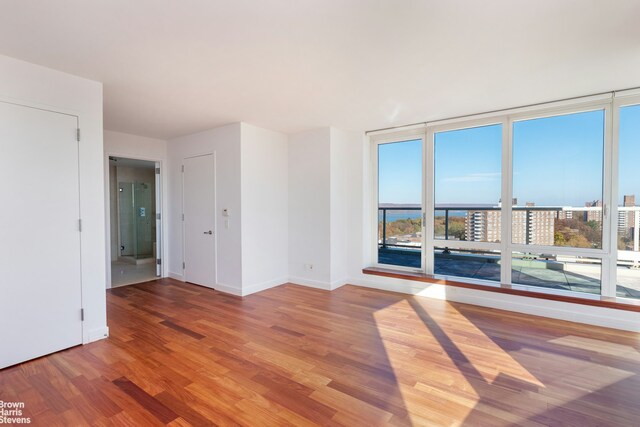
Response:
1,1,639,426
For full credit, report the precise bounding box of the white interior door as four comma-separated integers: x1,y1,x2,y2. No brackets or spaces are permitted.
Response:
183,154,216,287
0,101,83,369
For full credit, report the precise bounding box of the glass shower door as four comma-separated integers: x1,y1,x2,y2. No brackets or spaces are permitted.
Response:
118,181,156,260
134,181,155,259
118,182,134,257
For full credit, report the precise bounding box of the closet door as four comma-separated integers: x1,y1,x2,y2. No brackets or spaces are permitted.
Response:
0,101,83,369
183,154,216,288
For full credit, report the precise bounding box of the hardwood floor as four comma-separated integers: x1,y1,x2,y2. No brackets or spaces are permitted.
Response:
1,279,639,426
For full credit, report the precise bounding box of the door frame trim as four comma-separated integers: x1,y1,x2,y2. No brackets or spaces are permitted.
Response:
104,153,166,288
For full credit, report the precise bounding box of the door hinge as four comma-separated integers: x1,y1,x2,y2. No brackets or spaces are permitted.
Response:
182,213,184,221
182,262,185,269
76,128,81,142
78,219,82,232
80,308,85,321
156,213,161,220
156,258,162,265
181,165,184,173
155,167,160,174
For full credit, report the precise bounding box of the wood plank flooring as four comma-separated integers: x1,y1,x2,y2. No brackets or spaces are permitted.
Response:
1,278,639,426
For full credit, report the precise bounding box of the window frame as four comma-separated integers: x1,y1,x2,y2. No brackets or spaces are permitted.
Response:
370,128,426,273
611,91,640,297
507,103,612,299
426,117,507,285
368,92,637,300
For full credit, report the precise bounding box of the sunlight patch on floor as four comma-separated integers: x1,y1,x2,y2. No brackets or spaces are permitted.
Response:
442,302,544,387
549,335,640,361
374,297,640,425
373,299,478,425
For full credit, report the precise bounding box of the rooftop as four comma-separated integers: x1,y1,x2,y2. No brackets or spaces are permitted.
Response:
379,248,640,299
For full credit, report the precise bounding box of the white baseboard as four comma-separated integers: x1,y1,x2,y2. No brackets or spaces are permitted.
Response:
86,327,109,343
350,276,640,332
214,282,243,296
353,276,444,296
329,278,348,291
445,286,640,332
168,271,184,281
288,276,332,290
242,277,289,296
287,277,347,291
165,274,246,297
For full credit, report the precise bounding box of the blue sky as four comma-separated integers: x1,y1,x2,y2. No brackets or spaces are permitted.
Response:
378,139,423,204
512,110,603,206
379,107,640,207
618,104,640,204
435,124,501,205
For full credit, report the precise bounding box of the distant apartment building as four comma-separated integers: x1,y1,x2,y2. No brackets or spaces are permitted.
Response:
620,195,636,231
465,202,554,245
464,210,501,242
584,199,603,223
618,196,636,250
512,204,555,245
624,195,635,207
463,198,638,246
618,209,629,233
580,196,636,234
557,210,573,220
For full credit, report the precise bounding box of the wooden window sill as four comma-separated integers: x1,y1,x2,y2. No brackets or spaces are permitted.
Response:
363,267,640,312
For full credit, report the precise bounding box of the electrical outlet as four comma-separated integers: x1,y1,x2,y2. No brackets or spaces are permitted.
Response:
304,263,314,271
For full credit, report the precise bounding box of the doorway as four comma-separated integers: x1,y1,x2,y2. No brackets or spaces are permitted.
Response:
108,156,161,287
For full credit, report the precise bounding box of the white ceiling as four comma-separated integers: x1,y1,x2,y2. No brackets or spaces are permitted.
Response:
0,1,639,139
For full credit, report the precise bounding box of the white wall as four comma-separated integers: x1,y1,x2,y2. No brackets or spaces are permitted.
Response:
0,54,107,342
104,130,167,160
329,128,352,287
104,130,168,285
167,123,243,293
287,127,353,290
240,123,289,294
288,128,332,287
346,131,371,278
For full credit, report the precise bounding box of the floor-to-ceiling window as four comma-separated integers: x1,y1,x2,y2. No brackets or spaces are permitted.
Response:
511,110,605,295
370,90,640,302
616,101,640,299
432,123,503,282
375,136,423,269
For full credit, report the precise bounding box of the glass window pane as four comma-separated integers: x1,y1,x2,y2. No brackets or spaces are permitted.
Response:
512,252,601,295
434,247,501,282
616,104,640,299
378,139,422,268
512,110,604,249
434,124,502,243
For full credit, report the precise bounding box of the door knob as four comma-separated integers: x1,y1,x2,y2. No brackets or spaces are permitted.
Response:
203,230,213,235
